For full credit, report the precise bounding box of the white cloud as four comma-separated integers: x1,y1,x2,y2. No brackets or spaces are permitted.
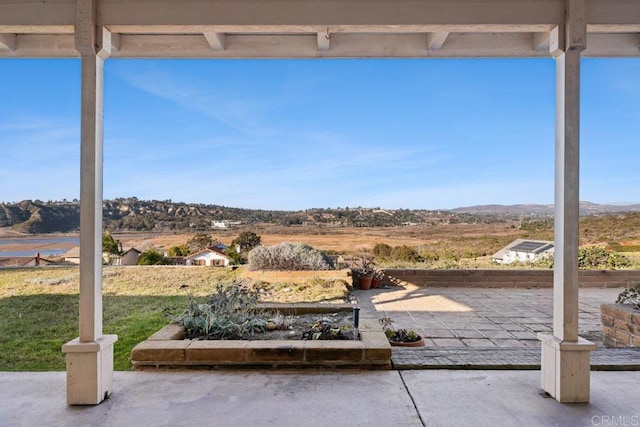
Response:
112,64,277,137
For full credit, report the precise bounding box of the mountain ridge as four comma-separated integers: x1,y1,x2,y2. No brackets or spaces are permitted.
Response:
452,202,640,215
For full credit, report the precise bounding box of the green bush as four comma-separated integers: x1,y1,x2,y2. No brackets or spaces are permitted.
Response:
538,246,633,269
372,243,392,259
390,245,421,263
578,246,631,269
137,250,171,265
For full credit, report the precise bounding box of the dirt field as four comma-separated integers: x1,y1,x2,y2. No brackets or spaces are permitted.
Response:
113,222,523,254
2,223,521,258
2,216,638,260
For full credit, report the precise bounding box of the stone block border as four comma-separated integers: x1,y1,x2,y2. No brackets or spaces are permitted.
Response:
131,303,391,370
602,303,640,347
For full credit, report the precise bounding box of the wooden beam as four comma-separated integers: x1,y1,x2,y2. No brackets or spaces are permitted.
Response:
2,0,640,34
104,33,553,58
533,31,550,51
75,0,97,55
584,33,640,57
0,33,16,51
549,25,564,57
98,0,565,27
317,31,330,52
566,0,586,51
110,32,120,52
203,32,225,51
427,32,449,50
1,32,639,59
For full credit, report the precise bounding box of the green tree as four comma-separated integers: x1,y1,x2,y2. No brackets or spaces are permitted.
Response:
224,247,244,265
232,231,261,253
137,250,170,265
168,244,190,257
187,233,218,252
102,231,121,255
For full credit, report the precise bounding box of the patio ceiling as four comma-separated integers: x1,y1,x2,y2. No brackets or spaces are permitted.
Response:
0,0,639,58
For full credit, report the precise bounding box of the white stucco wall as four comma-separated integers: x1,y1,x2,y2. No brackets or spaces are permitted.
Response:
186,251,229,267
500,248,554,264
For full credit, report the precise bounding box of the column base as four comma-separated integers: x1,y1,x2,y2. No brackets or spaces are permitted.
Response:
62,334,118,405
538,333,596,403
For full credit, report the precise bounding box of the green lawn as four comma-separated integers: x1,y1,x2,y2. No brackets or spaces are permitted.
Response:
0,266,349,371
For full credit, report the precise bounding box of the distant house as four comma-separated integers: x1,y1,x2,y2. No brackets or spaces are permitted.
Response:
185,246,231,267
115,248,142,266
67,246,142,266
0,253,55,267
211,220,243,229
492,239,554,264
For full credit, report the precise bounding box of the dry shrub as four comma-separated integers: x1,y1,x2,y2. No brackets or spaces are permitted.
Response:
247,242,332,271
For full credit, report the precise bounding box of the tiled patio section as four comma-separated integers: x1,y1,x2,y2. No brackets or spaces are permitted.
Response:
357,285,615,349
354,285,640,369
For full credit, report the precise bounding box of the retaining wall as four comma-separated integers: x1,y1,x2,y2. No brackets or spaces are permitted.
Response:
601,304,640,347
383,269,640,288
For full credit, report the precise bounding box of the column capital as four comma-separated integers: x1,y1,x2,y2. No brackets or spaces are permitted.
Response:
566,0,586,52
550,1,586,57
75,0,112,59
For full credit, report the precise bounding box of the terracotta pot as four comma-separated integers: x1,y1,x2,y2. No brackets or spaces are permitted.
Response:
371,278,381,288
358,276,373,290
390,336,425,347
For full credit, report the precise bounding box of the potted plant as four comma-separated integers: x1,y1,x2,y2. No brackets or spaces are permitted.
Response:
379,316,425,347
371,268,384,289
353,253,376,290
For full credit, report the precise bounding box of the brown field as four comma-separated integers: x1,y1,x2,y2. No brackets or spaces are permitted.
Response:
3,214,640,264
114,222,524,254
1,223,522,261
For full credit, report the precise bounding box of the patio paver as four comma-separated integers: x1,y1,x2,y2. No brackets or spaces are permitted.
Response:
355,285,640,369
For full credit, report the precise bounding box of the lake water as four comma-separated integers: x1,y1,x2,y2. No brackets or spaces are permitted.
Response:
0,237,79,257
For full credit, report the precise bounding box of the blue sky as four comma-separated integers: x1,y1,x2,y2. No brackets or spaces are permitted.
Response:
0,58,638,210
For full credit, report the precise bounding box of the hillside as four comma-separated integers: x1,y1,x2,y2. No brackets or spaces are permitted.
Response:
1,198,640,235
0,200,80,233
453,202,640,216
0,198,460,233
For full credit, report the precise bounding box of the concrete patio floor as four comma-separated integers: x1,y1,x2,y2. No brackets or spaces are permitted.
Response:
1,370,639,426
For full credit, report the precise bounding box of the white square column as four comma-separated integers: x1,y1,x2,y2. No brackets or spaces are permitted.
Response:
539,0,595,404
63,0,117,406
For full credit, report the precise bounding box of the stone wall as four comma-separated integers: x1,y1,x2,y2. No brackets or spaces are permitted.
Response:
383,269,640,288
601,304,640,347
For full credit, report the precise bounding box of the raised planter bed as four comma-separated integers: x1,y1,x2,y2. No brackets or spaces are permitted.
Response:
601,303,640,348
131,303,391,370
